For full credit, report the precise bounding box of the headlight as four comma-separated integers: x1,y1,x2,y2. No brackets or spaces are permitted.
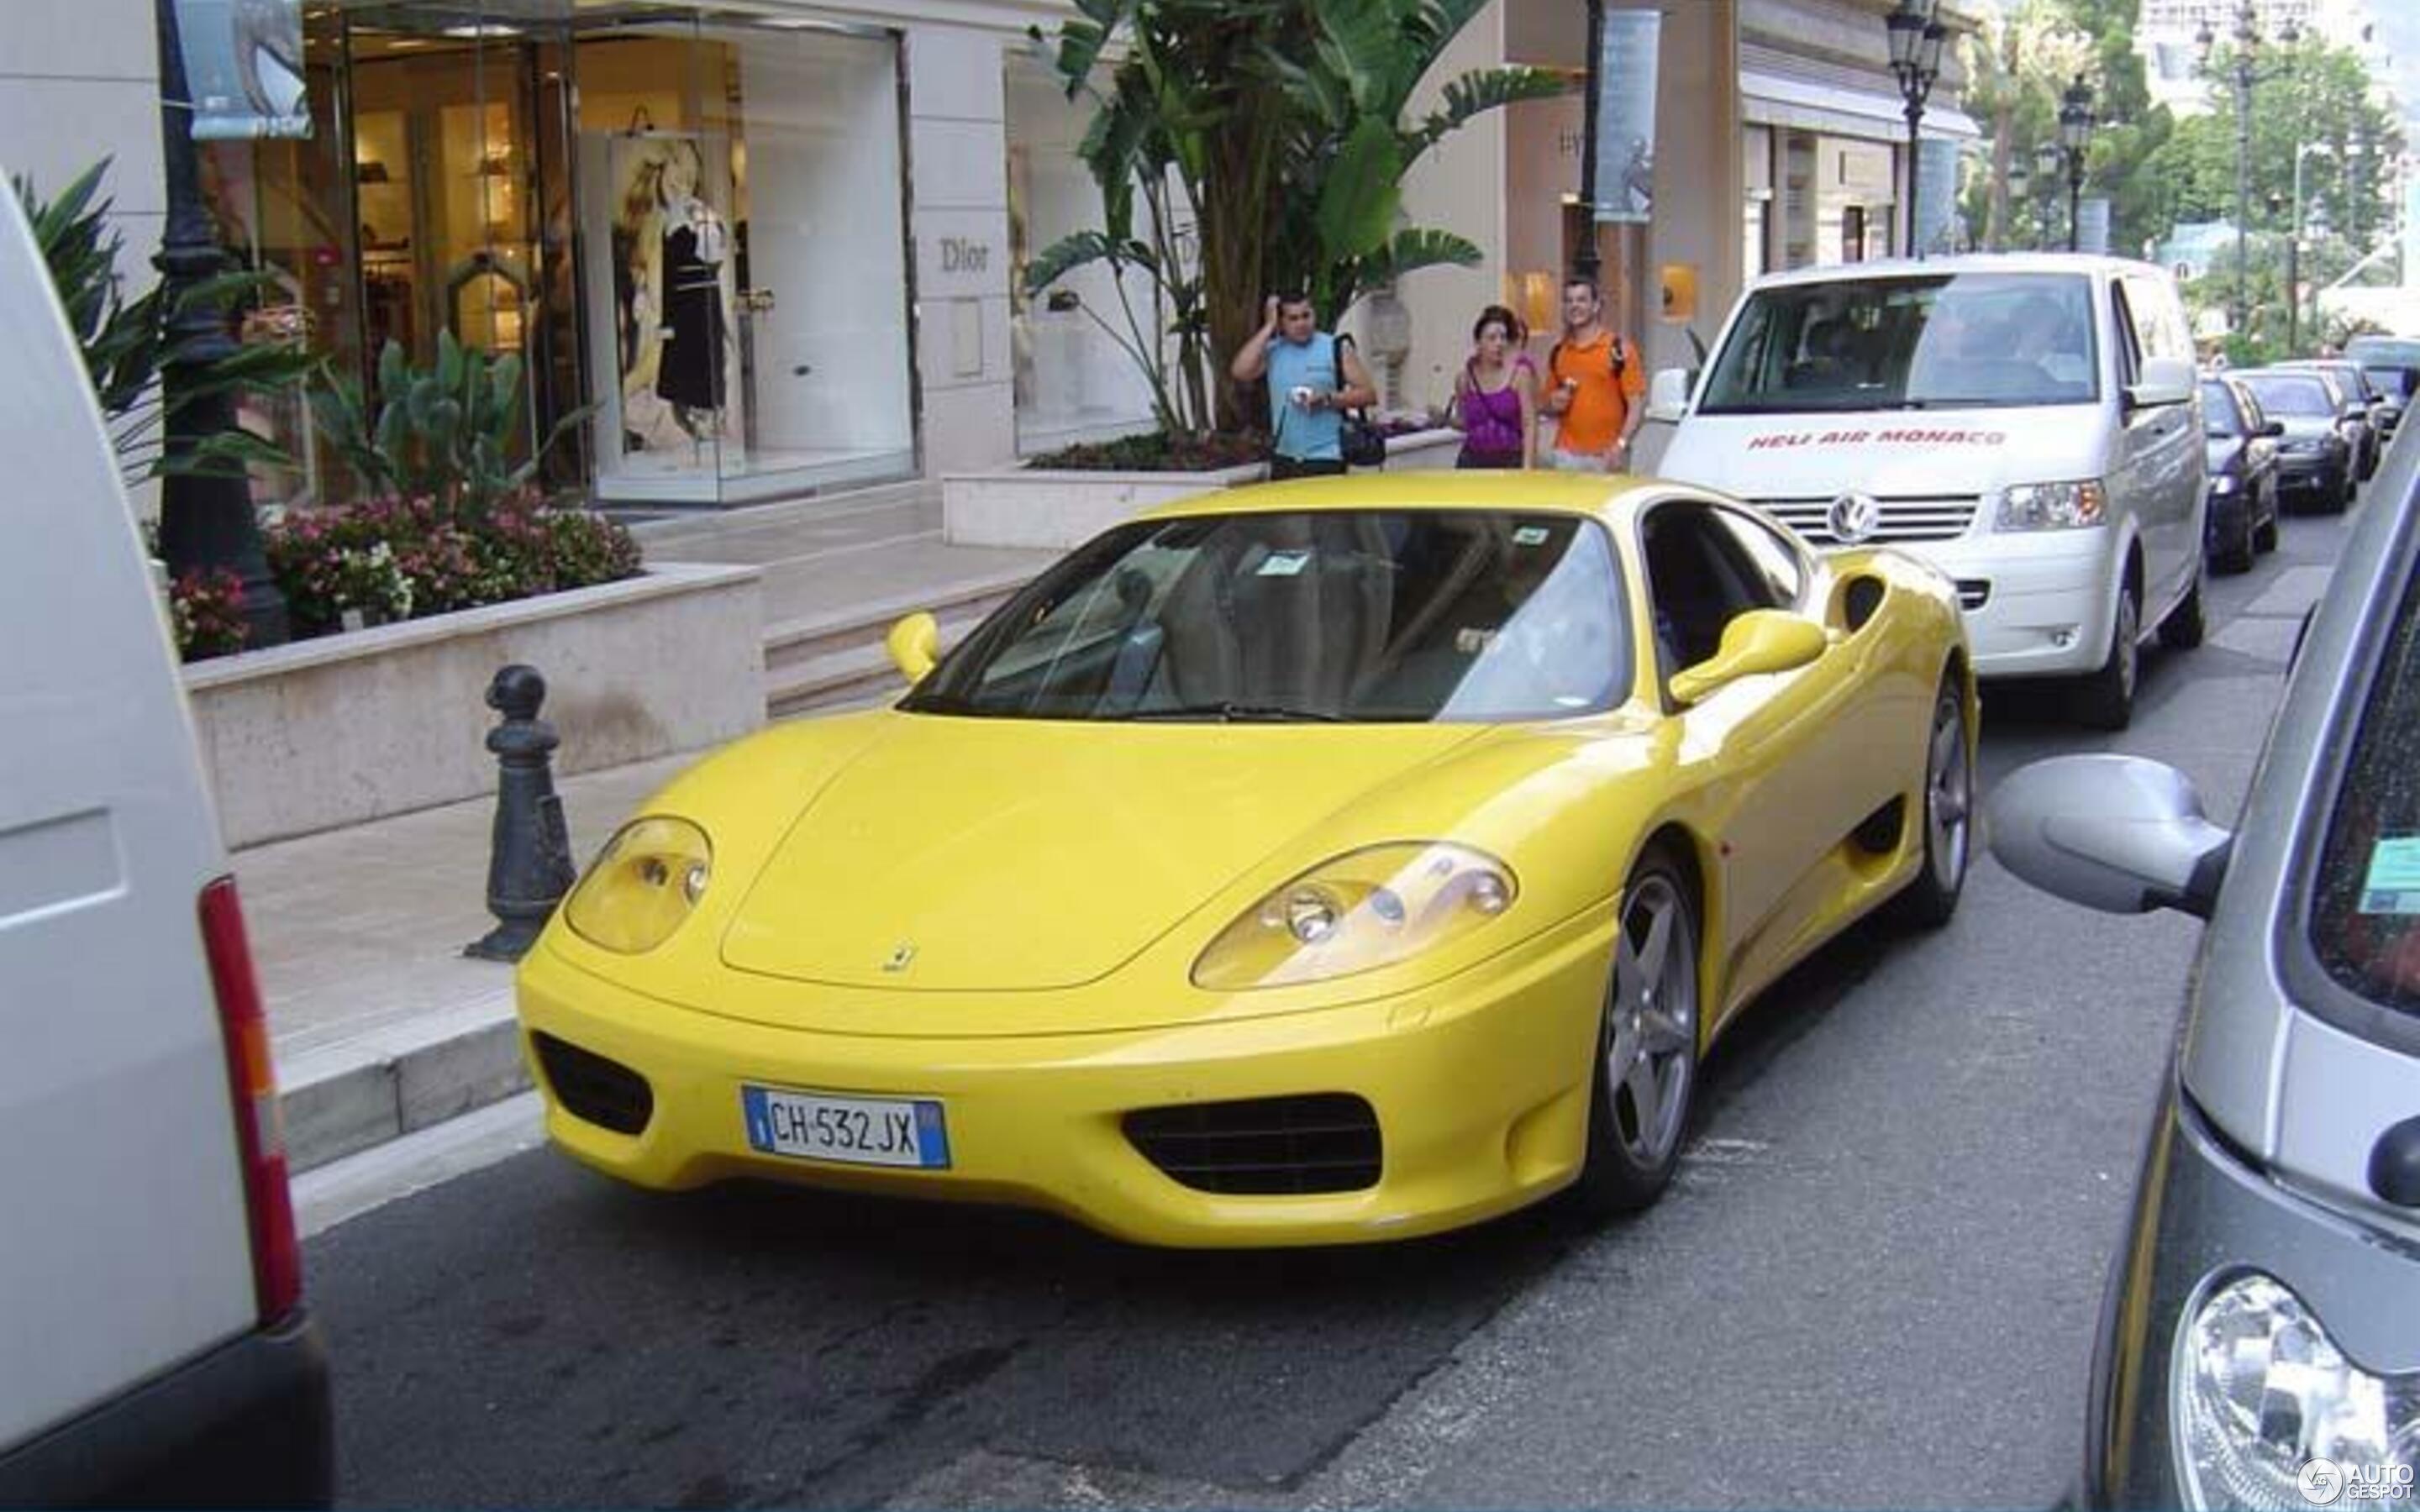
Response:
2211,473,2241,496
1997,479,2108,531
564,816,713,954
1191,842,1516,990
2172,1273,2419,1511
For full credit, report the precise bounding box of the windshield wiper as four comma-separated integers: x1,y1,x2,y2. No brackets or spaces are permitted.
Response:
1126,701,1344,723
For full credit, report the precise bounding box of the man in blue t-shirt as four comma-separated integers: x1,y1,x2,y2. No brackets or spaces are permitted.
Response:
1229,292,1377,479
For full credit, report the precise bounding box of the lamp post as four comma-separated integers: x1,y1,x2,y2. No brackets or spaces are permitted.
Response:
2004,148,2030,253
152,0,287,647
1575,0,1605,283
1886,0,1947,258
2059,76,2095,253
2196,0,2300,342
2033,140,2063,252
2287,140,2334,354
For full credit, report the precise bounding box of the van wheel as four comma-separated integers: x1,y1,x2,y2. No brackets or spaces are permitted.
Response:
2068,584,2139,731
1565,848,1699,1219
2158,569,2206,650
1888,676,1970,928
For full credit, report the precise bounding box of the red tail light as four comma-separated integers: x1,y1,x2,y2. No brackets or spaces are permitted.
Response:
199,876,303,1321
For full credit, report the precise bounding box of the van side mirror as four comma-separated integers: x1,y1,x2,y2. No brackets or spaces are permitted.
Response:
2124,355,2195,413
2259,418,2285,438
1645,367,1692,423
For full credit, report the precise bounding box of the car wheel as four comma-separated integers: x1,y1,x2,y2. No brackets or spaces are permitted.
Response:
1888,676,1970,928
2329,470,2354,514
2254,488,2280,553
2069,582,2139,731
2215,502,2255,575
1566,847,1699,1217
2158,565,2206,651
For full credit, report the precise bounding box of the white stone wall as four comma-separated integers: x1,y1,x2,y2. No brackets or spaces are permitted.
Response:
907,24,1019,476
0,0,166,278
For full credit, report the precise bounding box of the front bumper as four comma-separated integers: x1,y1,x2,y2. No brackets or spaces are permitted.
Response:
2275,450,2349,501
1888,528,2120,681
2078,1082,2420,1509
516,906,1617,1247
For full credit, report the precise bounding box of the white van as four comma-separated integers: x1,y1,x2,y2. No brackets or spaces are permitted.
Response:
0,191,331,1500
1649,253,2207,728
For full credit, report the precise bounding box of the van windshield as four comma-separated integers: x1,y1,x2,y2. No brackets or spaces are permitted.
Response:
1697,272,2100,414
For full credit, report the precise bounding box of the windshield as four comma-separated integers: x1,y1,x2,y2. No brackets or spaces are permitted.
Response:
2308,560,2420,1025
1698,271,2099,414
2202,381,2244,435
2238,374,2335,417
902,509,1632,723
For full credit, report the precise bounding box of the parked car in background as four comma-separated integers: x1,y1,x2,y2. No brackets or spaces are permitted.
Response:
2235,369,2356,513
1988,417,2420,1512
2343,333,2420,437
2280,359,2386,480
2199,373,2282,574
1649,252,2207,730
0,186,332,1504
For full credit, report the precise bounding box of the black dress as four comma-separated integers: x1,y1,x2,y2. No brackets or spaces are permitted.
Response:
655,222,724,410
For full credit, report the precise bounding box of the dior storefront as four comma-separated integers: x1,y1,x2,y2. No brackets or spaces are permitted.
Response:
204,0,1128,511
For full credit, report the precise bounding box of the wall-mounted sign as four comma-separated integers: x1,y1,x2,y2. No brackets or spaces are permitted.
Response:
1592,9,1660,224
176,0,310,140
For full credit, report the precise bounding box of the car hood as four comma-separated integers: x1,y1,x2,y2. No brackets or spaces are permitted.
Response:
1655,404,2106,501
717,716,1489,993
2267,414,2339,441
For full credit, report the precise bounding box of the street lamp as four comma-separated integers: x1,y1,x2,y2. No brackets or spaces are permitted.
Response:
2059,76,2095,253
150,0,288,647
2004,148,2030,253
2288,139,2335,354
1885,0,1948,258
2033,140,2064,252
2196,0,2300,340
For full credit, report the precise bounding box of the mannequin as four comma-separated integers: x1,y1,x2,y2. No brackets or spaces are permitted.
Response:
652,143,729,462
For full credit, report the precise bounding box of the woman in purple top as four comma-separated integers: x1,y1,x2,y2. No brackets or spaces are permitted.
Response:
1451,304,1539,470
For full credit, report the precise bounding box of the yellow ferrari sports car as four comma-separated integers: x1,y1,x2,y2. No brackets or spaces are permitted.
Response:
517,471,1974,1246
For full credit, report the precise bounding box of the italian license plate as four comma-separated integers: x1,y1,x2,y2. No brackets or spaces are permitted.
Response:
740,1085,951,1169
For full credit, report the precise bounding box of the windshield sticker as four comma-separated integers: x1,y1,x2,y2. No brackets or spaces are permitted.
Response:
2358,836,2420,915
1746,428,2009,450
1512,526,1550,546
1256,550,1311,577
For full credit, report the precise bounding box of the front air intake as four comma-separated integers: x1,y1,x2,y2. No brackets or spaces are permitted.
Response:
533,1032,654,1136
1123,1094,1381,1194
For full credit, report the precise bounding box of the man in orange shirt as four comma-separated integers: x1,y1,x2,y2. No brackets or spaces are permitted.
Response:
1542,277,1648,472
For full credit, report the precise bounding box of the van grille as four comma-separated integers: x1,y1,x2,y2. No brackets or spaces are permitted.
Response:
1123,1094,1381,1194
1754,495,1981,545
533,1032,654,1136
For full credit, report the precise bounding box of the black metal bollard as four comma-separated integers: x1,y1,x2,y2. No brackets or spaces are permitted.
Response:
466,664,577,963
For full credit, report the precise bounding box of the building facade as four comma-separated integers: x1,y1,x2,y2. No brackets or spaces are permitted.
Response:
7,0,1969,516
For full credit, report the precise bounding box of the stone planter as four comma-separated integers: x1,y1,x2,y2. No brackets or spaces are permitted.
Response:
183,561,763,849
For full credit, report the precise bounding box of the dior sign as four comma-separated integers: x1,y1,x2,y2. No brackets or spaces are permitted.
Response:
940,238,992,274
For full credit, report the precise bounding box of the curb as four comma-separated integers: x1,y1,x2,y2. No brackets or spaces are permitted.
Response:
278,989,529,1175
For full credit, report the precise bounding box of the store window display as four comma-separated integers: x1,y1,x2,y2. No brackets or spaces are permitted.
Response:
610,133,739,468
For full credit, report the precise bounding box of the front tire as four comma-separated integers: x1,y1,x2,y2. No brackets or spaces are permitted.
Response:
2068,582,2139,731
1888,677,1971,928
2158,566,2206,650
2214,498,2255,575
2254,486,2281,553
1566,848,1700,1218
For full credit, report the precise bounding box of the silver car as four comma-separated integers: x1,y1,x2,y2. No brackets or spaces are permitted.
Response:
1991,431,2420,1506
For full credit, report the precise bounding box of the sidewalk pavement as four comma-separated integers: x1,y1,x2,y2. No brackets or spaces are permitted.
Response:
246,493,1057,1180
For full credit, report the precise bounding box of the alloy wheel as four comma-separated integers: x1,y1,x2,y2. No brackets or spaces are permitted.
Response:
1605,874,1697,1168
1925,694,1970,896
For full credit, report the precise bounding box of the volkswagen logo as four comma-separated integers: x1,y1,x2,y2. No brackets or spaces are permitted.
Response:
1827,491,1883,544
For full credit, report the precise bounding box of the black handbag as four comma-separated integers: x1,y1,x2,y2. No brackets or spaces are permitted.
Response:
1334,334,1386,469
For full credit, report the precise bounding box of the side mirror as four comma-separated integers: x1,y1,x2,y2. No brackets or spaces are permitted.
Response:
1668,609,1827,706
2124,355,2195,412
1986,754,2233,919
1645,366,1692,423
885,611,941,685
2259,418,2286,438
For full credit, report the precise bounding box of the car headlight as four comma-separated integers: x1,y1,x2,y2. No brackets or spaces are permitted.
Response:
1191,842,1517,990
2211,473,2241,495
564,816,713,954
2172,1273,2419,1511
1997,479,2108,531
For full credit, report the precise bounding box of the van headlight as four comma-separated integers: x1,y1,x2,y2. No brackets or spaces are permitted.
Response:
565,816,713,953
2171,1273,2418,1510
1192,843,1516,990
1997,479,2108,531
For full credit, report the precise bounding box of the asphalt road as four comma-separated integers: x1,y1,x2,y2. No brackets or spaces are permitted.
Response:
311,496,2357,1510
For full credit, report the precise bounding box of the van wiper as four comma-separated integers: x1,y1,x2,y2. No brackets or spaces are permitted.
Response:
1126,701,1344,723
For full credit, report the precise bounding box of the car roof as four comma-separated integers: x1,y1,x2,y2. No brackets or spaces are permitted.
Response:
1742,250,2146,291
1138,471,1659,525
